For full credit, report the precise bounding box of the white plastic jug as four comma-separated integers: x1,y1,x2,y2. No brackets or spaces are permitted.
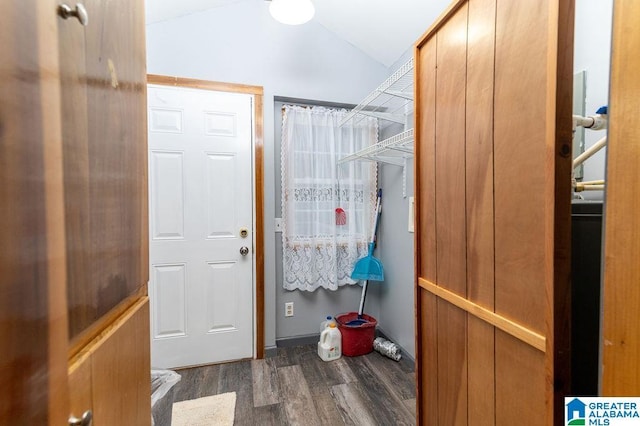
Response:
317,323,341,361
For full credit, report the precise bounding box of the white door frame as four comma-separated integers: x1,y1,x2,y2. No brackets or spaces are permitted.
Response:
147,75,265,359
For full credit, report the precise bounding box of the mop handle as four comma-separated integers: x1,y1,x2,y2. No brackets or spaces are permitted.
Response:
358,281,368,317
371,189,382,246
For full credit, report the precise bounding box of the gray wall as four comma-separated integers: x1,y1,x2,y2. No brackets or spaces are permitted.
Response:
146,0,390,350
375,139,415,359
371,53,416,356
573,0,613,200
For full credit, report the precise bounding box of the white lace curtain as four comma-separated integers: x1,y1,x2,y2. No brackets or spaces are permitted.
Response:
281,105,378,291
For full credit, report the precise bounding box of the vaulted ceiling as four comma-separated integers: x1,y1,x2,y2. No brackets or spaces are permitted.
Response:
145,0,450,67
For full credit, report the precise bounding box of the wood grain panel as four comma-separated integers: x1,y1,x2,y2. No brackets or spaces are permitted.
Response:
68,354,93,422
63,0,148,341
465,2,496,421
57,0,92,342
418,290,439,425
414,37,438,426
495,331,545,425
415,22,437,283
601,0,640,396
435,4,468,296
494,0,548,334
437,301,467,425
0,2,67,424
91,298,151,426
468,317,495,425
39,2,69,424
465,0,495,308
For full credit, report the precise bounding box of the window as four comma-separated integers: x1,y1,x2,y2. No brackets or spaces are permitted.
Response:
281,105,378,291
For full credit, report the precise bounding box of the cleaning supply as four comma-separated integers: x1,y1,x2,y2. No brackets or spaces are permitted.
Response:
348,188,384,326
317,323,342,361
320,316,335,332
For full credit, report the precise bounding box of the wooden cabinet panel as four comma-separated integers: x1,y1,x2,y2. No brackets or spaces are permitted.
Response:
2,1,149,424
495,331,545,425
434,4,468,297
465,0,496,309
465,1,497,422
416,39,437,282
468,317,495,425
92,298,151,426
493,0,549,335
59,0,148,342
436,302,467,425
68,354,93,421
601,0,640,396
417,290,438,425
0,1,68,424
68,298,151,426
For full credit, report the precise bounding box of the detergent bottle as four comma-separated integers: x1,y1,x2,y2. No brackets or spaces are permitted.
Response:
318,323,342,361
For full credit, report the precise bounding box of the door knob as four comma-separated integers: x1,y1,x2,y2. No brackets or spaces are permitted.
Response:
69,410,92,426
58,3,89,26
240,246,249,256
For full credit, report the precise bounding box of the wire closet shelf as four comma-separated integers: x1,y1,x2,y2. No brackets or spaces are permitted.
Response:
338,58,414,168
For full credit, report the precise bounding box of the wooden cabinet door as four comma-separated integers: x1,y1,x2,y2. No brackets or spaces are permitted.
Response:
59,0,148,345
414,0,573,424
69,299,151,425
0,1,69,424
601,0,640,395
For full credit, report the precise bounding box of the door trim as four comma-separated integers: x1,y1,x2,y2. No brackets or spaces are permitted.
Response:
146,74,265,359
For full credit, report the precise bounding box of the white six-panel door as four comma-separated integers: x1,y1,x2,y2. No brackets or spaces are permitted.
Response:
147,84,254,368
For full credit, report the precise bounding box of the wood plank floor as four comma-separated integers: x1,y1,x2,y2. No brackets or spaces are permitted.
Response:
154,344,416,425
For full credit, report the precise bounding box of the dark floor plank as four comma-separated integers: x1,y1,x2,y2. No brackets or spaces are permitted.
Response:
297,347,349,388
218,361,254,425
252,358,280,407
272,346,295,368
309,385,345,425
404,398,417,417
253,403,287,426
363,352,416,400
330,383,378,426
278,365,321,426
172,364,220,403
344,355,415,425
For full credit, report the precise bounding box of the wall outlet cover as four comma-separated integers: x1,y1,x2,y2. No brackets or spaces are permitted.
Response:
285,302,294,317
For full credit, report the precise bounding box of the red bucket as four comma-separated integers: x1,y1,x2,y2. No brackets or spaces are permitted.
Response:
335,312,377,356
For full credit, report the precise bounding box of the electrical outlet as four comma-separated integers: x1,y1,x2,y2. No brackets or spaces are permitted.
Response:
285,302,294,317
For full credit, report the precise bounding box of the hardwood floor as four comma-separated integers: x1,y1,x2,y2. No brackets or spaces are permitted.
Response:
154,344,416,425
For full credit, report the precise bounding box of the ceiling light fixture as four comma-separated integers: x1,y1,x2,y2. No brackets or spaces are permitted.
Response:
269,0,315,25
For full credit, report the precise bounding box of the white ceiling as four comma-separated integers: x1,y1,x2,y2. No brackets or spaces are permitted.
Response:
145,0,451,67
